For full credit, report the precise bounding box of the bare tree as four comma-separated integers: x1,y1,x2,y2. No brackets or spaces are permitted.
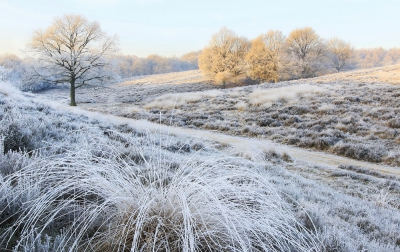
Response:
198,27,250,87
285,27,327,78
327,37,355,72
246,30,286,83
29,14,118,106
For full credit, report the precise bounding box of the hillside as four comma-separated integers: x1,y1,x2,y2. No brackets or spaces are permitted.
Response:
119,70,208,86
43,64,400,167
1,83,318,251
2,65,400,251
316,64,400,85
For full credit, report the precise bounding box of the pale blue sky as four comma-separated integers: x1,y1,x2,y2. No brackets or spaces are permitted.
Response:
0,0,399,57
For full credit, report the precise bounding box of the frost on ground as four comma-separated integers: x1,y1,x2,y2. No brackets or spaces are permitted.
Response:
0,83,316,251
2,75,400,251
119,70,209,86
52,65,400,166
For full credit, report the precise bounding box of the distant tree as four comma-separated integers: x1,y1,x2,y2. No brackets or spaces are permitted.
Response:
327,38,355,72
0,54,22,80
198,27,250,87
111,52,200,78
0,54,21,69
246,30,286,83
131,58,151,76
180,50,201,69
382,48,400,65
0,54,44,90
114,55,136,78
29,14,118,106
355,47,386,69
285,27,327,78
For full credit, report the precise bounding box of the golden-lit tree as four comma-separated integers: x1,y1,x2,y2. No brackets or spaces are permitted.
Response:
29,14,118,106
327,37,354,71
285,27,326,78
198,27,250,87
246,30,286,83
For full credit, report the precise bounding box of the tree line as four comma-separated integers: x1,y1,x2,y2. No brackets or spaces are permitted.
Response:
115,51,200,78
2,44,397,88
198,27,400,86
0,52,200,88
0,15,399,105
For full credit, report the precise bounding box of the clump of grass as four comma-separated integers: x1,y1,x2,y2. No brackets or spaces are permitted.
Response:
332,142,386,163
249,84,326,107
144,90,224,109
387,118,400,129
235,101,247,111
263,149,293,164
1,138,318,251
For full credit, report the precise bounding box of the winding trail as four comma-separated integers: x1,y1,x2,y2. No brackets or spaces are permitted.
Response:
46,99,400,177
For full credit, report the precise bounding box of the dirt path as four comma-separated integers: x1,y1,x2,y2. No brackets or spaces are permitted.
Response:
48,101,400,177
172,127,400,176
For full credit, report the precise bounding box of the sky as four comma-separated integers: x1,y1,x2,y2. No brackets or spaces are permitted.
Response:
0,0,399,58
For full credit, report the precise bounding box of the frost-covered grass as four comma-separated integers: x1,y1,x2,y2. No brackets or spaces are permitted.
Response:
0,80,25,98
119,70,208,86
2,144,316,251
62,66,400,165
0,83,320,251
317,64,400,85
144,90,224,109
11,66,400,251
249,84,326,107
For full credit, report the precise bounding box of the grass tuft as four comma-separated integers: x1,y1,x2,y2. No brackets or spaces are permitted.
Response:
1,136,318,251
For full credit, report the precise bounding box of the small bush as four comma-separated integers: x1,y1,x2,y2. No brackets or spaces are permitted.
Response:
257,117,274,127
333,142,386,163
388,118,400,129
166,142,191,153
191,142,205,151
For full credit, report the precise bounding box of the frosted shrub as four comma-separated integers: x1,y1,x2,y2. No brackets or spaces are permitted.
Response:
1,141,318,251
388,117,400,129
332,142,387,163
0,151,31,176
0,80,23,97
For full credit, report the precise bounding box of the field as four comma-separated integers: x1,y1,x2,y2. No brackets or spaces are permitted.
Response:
1,65,400,251
42,65,400,167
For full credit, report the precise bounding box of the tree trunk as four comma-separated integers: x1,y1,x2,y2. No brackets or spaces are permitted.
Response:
70,78,77,106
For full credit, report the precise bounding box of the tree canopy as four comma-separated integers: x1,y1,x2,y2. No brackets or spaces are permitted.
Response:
198,27,250,87
29,14,119,106
246,30,286,83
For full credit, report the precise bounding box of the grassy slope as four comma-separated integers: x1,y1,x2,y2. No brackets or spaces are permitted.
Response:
316,64,400,85
1,83,322,251
1,66,399,250
68,64,400,166
118,70,209,86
